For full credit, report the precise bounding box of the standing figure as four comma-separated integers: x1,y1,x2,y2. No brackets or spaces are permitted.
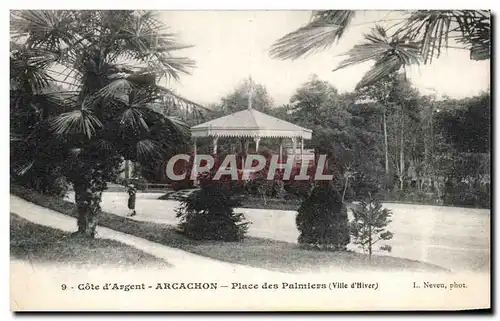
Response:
127,184,137,217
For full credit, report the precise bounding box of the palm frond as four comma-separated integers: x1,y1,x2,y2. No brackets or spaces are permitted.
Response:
270,10,356,60
164,116,191,138
10,91,73,124
333,26,392,71
10,47,58,70
94,139,115,154
10,47,58,93
136,139,165,162
333,26,421,89
120,107,150,132
118,10,195,80
455,11,490,60
50,108,103,138
355,55,402,90
156,85,208,112
396,10,455,64
93,77,133,104
396,10,490,63
10,10,79,51
147,56,195,81
144,102,166,114
13,160,35,176
125,68,159,87
11,68,54,93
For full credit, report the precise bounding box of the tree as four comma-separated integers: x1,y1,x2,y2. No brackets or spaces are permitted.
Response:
346,102,385,198
288,76,353,190
289,75,350,128
349,197,394,258
270,10,490,89
10,10,203,237
217,77,274,114
434,92,491,208
204,77,275,154
10,38,73,195
281,75,385,200
356,73,398,177
386,75,421,191
296,182,350,250
438,93,490,154
355,74,422,193
175,165,249,241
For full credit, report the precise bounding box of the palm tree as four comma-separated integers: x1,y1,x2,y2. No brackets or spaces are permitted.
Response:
10,10,203,237
270,10,490,89
10,40,73,193
271,10,489,193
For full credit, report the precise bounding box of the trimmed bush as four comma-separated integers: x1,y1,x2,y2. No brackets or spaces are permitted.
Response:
175,169,249,241
295,182,350,250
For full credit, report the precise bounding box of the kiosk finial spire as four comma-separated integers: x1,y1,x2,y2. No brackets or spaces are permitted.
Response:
248,76,254,110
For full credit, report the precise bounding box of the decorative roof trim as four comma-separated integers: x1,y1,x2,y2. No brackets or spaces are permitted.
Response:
191,128,312,139
191,108,313,139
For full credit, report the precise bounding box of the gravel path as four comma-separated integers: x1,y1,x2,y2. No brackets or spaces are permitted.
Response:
10,194,287,277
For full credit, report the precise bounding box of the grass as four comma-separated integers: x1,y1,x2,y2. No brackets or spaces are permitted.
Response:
11,185,448,273
10,212,170,268
159,192,302,211
240,196,301,211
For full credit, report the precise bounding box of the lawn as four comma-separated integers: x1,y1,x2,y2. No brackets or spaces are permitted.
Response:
11,185,448,273
10,212,170,268
158,190,302,211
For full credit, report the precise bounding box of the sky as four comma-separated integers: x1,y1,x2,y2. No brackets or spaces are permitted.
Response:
159,10,490,106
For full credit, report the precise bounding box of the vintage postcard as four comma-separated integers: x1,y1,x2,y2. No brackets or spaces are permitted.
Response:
9,9,491,311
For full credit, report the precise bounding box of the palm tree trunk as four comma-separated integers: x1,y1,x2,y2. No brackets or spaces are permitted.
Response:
73,168,105,238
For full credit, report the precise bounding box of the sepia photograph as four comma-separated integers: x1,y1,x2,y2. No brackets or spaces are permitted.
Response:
9,8,491,311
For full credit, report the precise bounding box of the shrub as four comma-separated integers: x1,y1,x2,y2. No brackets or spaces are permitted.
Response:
11,165,69,197
350,172,382,200
349,197,394,258
242,151,287,201
284,180,314,200
443,181,490,208
245,176,284,202
282,159,316,200
171,179,194,191
128,178,149,190
295,182,350,250
175,168,249,241
389,189,438,204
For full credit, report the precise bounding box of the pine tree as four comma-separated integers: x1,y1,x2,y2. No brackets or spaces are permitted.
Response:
349,197,394,258
296,182,350,250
